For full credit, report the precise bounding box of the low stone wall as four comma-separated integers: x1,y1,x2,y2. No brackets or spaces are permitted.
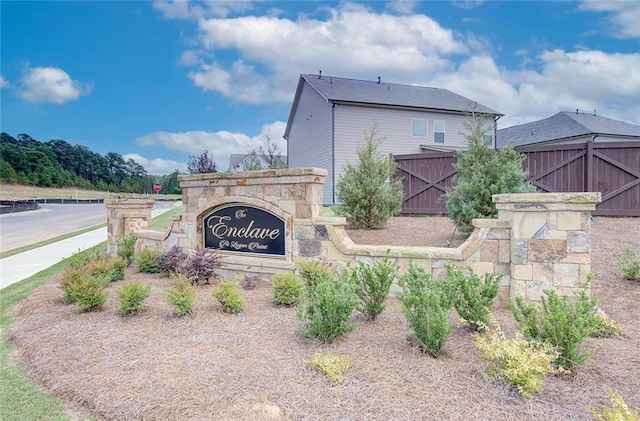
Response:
107,168,601,306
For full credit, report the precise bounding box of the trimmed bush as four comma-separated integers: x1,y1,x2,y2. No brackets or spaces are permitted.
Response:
166,274,196,316
345,258,396,320
136,249,161,273
618,247,640,281
117,281,151,314
474,322,557,397
70,275,109,311
212,281,245,313
589,307,623,338
272,272,304,306
509,289,596,369
444,263,501,331
297,259,333,291
307,354,354,386
296,264,356,343
396,263,451,357
117,235,137,266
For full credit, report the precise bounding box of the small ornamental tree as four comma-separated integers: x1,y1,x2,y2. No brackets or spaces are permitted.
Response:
335,125,403,229
446,112,535,233
187,150,218,174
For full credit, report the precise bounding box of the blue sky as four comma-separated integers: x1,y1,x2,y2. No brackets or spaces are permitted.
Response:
1,1,638,175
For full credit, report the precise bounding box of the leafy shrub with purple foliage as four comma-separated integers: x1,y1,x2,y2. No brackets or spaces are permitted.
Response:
155,246,221,285
154,245,189,274
179,249,221,285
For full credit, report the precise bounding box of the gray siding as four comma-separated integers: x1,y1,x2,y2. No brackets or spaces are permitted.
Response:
287,82,334,203
332,105,471,203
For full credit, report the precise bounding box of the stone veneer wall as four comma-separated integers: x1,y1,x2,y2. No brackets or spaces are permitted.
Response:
109,168,600,306
105,199,154,254
494,192,601,302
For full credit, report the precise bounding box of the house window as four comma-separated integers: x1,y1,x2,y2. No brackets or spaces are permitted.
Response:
483,122,494,145
434,120,445,143
411,119,428,138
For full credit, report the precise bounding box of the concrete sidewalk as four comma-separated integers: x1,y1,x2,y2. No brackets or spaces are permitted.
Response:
0,206,177,290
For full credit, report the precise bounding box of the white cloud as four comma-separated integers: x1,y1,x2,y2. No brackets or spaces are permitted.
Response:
135,121,287,172
426,48,640,127
0,76,9,88
385,1,419,15
579,1,640,38
18,66,92,104
123,153,188,175
153,0,254,20
452,1,484,10
185,3,467,104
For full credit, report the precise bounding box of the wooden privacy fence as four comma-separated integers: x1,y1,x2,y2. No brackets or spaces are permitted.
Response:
394,141,640,217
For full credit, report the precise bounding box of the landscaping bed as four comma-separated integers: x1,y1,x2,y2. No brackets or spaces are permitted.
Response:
10,216,640,420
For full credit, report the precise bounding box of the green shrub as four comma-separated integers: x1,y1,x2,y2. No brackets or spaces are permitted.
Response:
70,274,109,311
446,113,536,233
396,263,452,357
117,281,151,314
103,257,127,282
212,281,245,313
117,235,137,266
272,272,305,306
509,289,596,369
297,259,333,291
334,124,403,229
444,263,502,331
588,389,640,421
59,259,117,302
618,247,640,281
136,249,161,273
296,267,356,343
344,258,396,320
166,274,196,316
64,248,107,269
474,321,557,397
307,354,354,386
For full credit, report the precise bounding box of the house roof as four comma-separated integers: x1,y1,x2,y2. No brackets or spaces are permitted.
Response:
497,111,640,148
284,73,502,139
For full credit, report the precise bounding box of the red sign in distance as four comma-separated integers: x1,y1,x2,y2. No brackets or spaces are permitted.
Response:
153,183,162,192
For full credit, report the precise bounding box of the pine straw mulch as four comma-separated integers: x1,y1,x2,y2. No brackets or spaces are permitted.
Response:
9,216,640,421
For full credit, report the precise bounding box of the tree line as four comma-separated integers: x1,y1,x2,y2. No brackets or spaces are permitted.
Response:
0,132,182,194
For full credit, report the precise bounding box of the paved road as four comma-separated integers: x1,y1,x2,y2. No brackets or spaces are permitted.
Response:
0,202,181,290
0,202,175,252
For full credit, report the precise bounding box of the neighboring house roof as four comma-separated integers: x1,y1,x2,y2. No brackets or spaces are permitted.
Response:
497,111,640,148
284,73,502,139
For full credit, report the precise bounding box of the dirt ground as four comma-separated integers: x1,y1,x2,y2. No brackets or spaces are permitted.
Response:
9,216,640,421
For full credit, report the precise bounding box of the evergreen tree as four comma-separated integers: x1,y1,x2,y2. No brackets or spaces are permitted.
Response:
335,125,403,229
241,149,263,171
446,112,535,233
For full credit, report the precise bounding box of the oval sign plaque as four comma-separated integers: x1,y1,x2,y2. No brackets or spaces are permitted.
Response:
203,204,285,256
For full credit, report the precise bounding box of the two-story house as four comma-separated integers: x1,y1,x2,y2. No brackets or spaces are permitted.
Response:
284,73,502,204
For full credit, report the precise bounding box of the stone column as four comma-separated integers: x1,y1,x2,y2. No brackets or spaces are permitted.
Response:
105,199,155,253
494,192,601,302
